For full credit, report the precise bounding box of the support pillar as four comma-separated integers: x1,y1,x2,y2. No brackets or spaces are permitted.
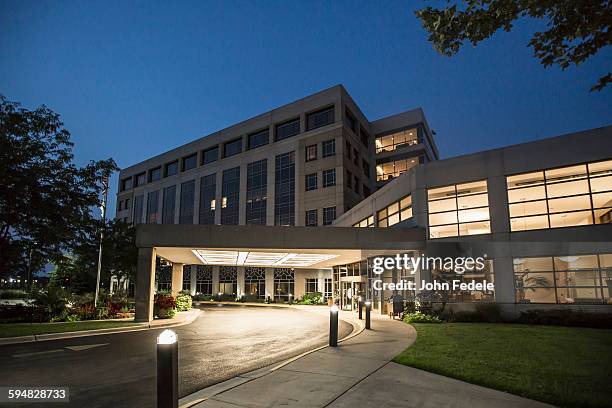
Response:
135,247,157,322
171,263,183,297
190,265,197,296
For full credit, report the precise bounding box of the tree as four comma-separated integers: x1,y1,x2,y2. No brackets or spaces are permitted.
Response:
0,96,117,279
415,1,611,91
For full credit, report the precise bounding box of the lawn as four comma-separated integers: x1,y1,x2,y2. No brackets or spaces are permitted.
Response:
394,323,612,408
0,321,140,338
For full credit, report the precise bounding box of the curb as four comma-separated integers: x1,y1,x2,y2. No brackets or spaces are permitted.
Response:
0,309,201,346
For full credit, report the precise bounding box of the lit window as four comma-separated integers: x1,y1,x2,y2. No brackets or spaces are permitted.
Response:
428,180,490,238
378,196,412,227
305,144,317,162
376,158,418,181
375,128,418,153
353,215,374,227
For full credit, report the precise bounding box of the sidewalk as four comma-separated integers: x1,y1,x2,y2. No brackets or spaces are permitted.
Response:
186,313,554,408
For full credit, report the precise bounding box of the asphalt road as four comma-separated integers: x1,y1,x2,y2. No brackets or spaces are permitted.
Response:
0,305,352,408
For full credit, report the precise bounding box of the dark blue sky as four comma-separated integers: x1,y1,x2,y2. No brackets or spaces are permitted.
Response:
2,1,611,216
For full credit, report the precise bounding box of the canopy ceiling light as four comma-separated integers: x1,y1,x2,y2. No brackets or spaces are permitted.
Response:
192,249,338,267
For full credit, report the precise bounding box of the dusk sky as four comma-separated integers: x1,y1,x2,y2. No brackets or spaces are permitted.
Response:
2,1,611,215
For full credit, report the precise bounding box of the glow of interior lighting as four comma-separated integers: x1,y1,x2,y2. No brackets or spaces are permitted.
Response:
236,252,249,265
222,197,227,208
210,199,216,210
274,253,298,265
192,250,339,267
376,165,383,175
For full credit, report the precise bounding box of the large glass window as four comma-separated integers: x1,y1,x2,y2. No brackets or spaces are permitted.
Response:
196,266,212,295
179,180,195,224
428,180,491,238
323,169,336,187
378,196,412,227
275,152,295,226
202,146,218,165
121,178,133,191
360,126,369,147
305,278,318,294
149,167,161,182
324,278,332,300
223,138,242,158
219,266,237,296
376,158,418,181
182,154,197,172
514,254,611,304
322,139,335,157
133,194,144,224
375,128,418,153
345,109,356,132
275,118,300,141
165,161,178,177
246,159,267,225
248,129,269,150
162,185,176,224
430,260,495,302
135,172,146,187
306,106,334,131
245,267,266,299
353,215,374,227
274,268,294,302
221,167,240,225
182,266,191,291
507,160,612,231
199,174,216,225
147,190,159,224
323,206,336,225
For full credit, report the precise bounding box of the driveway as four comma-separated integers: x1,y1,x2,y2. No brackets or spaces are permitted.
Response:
0,304,352,408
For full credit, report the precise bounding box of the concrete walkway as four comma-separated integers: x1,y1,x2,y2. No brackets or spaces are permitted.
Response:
188,313,554,408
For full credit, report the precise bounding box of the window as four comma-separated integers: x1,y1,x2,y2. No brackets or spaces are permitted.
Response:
305,144,317,162
428,180,491,238
248,129,269,150
323,206,336,225
223,138,242,158
182,154,197,172
322,139,335,157
378,196,412,227
305,173,318,191
156,267,171,291
323,169,336,187
246,159,267,225
354,175,359,194
165,161,178,177
305,278,318,294
124,198,130,210
182,266,191,291
202,146,218,165
146,190,159,224
345,141,351,159
179,180,195,224
275,118,300,141
306,106,334,131
360,126,369,147
363,185,371,197
162,185,176,224
275,152,295,226
376,158,418,181
305,209,318,226
345,110,356,132
121,177,132,191
429,260,495,302
353,148,359,166
149,167,161,182
324,278,332,299
135,172,146,187
346,170,352,189
221,167,240,225
245,267,266,299
375,128,418,153
219,266,237,295
196,265,212,295
133,195,144,224
507,160,612,232
514,254,611,304
362,160,370,177
117,200,123,211
274,268,294,302
199,174,216,225
353,215,374,227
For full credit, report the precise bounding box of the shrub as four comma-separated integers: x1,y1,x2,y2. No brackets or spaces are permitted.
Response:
447,303,503,323
297,292,323,305
192,294,214,301
0,289,28,299
154,293,177,319
517,309,612,329
176,292,192,311
29,286,70,321
403,311,442,324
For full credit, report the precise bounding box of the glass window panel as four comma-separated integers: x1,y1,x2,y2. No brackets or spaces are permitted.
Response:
458,208,490,223
516,271,555,287
429,211,458,226
509,200,548,217
588,160,612,176
388,213,400,226
379,218,388,228
458,193,488,209
600,254,612,268
507,185,546,203
388,202,399,215
517,287,556,303
589,175,612,193
428,185,455,200
400,196,412,208
428,197,456,213
456,180,487,196
513,257,553,273
554,255,598,270
545,165,587,182
555,271,600,287
510,215,549,231
594,208,612,224
549,210,593,228
507,172,544,189
547,195,591,213
546,179,589,198
429,224,458,239
377,208,387,218
459,221,490,236
557,287,602,304
400,208,412,220
592,192,612,208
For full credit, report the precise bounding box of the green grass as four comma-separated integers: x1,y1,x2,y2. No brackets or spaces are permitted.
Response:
0,321,140,338
394,323,612,408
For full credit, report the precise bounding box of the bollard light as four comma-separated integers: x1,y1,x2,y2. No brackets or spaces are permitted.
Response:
157,329,178,408
288,293,293,304
357,296,363,320
365,301,371,330
329,304,339,347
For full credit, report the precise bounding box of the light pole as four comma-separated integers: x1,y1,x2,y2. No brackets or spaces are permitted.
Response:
157,329,178,408
329,304,339,347
365,301,371,330
94,175,109,308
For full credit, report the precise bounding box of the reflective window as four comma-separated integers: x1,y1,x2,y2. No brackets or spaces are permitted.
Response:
248,129,269,150
162,185,176,224
182,154,197,172
274,268,294,302
121,177,132,191
165,161,178,177
430,260,495,302
202,146,218,165
179,180,195,224
133,194,144,224
375,128,418,153
323,206,336,225
305,209,318,226
305,278,318,294
322,139,335,157
306,106,334,131
223,138,242,158
146,190,159,224
353,215,374,227
305,173,317,191
135,172,146,187
149,167,161,182
428,180,490,238
221,167,240,225
199,174,216,225
246,159,267,225
275,152,295,226
323,169,336,187
376,158,418,181
507,160,612,231
275,118,300,141
378,196,412,227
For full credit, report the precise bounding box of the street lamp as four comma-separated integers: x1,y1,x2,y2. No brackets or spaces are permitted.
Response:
365,301,371,330
157,329,178,408
329,304,339,347
94,175,109,308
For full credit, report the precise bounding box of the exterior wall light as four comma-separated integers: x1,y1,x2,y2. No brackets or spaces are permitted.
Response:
156,329,178,408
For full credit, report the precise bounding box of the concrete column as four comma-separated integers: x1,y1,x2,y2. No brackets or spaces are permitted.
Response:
317,270,325,297
212,266,220,295
237,267,245,297
265,267,274,301
494,256,516,304
190,265,197,296
135,247,157,322
171,263,183,297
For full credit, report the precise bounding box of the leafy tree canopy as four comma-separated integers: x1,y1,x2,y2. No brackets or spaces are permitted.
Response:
415,0,611,91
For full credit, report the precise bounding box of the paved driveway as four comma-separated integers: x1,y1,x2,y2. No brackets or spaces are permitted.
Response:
0,304,351,408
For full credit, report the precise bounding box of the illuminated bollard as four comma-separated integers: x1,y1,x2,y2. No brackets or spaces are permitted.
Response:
157,329,178,408
365,301,371,330
357,296,363,320
329,304,339,347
